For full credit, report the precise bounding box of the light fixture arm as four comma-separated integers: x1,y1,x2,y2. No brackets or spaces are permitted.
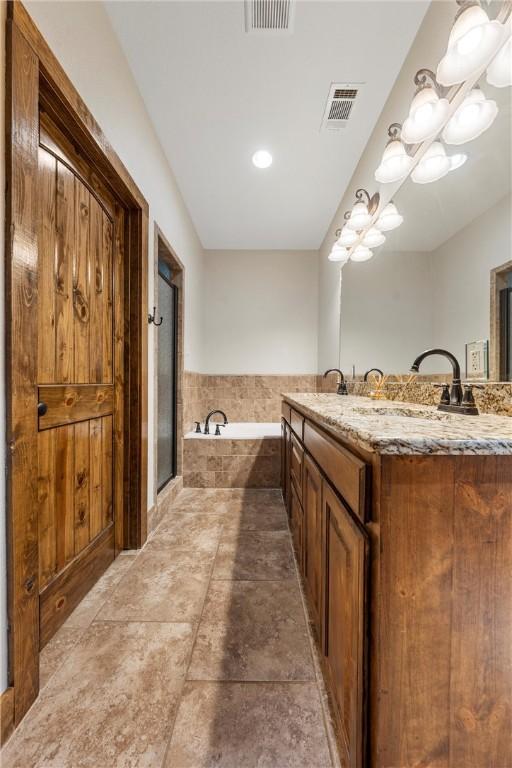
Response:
387,122,403,142
354,188,380,215
413,68,447,98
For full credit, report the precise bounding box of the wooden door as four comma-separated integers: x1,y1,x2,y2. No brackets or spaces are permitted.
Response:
323,480,368,768
303,453,323,636
36,113,121,647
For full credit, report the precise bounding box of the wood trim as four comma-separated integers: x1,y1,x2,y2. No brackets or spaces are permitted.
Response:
38,384,114,430
5,2,149,726
490,260,512,381
5,17,40,723
0,687,15,746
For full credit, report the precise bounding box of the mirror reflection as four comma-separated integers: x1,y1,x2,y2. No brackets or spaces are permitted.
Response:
339,81,511,382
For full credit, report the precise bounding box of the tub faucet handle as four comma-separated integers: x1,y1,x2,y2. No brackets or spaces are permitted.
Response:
215,424,226,436
194,421,202,434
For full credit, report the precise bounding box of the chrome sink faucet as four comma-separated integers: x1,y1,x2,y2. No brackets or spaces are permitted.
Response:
323,368,348,395
410,348,482,415
204,410,228,435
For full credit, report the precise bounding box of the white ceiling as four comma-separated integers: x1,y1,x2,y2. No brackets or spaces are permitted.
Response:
105,0,429,250
384,82,512,253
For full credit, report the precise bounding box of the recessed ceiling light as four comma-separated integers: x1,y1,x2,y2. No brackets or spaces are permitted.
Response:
252,150,272,169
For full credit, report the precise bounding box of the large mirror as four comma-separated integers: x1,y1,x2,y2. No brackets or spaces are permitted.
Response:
339,78,511,381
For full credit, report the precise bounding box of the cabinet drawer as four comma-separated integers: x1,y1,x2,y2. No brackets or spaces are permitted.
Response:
304,420,368,521
290,432,304,503
281,401,291,423
290,408,304,441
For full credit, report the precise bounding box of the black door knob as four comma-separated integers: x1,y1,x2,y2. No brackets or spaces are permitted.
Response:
37,402,48,417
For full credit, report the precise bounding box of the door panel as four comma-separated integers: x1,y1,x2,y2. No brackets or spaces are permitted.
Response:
303,453,323,635
323,480,368,768
36,119,117,645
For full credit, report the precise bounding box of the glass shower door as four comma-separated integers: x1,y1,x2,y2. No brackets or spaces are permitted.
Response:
157,261,178,491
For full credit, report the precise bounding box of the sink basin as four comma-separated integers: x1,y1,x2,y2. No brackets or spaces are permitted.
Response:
347,405,452,421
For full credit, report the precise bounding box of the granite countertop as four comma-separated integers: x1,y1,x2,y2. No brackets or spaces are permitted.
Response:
282,393,512,455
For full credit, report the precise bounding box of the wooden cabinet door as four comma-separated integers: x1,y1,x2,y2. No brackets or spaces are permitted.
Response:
323,480,368,768
281,419,291,515
290,431,304,502
303,453,323,635
36,114,121,646
290,481,304,572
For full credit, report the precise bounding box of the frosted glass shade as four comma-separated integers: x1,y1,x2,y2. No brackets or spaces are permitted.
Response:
346,201,372,231
442,88,498,145
375,202,403,232
412,142,467,184
375,139,413,184
350,245,373,262
401,87,450,144
362,228,386,248
328,245,349,263
487,37,512,87
337,227,359,247
437,5,504,86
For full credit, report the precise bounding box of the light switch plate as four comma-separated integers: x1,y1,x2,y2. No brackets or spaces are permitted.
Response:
465,339,489,380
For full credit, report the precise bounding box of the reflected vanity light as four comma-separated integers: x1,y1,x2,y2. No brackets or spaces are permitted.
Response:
411,141,467,184
328,244,350,263
362,227,386,248
401,71,450,145
487,36,512,87
375,202,403,232
337,226,359,247
350,245,373,262
437,2,505,86
442,87,498,144
375,124,413,184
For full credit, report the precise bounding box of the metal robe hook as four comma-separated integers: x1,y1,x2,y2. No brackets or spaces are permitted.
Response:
148,307,163,326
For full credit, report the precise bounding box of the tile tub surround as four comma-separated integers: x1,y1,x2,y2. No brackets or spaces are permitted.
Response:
1,488,339,768
183,434,281,488
283,393,512,455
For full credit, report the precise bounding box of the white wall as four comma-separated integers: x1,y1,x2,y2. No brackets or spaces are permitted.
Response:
431,194,512,366
23,1,207,511
202,250,319,374
339,250,433,376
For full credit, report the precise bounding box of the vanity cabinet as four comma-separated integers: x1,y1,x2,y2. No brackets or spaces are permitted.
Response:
281,397,512,768
323,480,368,768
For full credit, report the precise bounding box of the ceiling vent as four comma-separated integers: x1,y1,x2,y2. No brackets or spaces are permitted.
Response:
245,0,296,34
321,83,364,131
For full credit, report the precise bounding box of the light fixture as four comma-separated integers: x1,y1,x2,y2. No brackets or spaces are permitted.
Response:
401,69,450,144
375,124,413,184
328,244,349,263
442,86,498,144
337,226,359,247
375,202,403,232
487,36,512,87
437,1,505,87
362,228,386,248
252,149,272,169
411,141,467,184
345,189,380,231
350,245,373,262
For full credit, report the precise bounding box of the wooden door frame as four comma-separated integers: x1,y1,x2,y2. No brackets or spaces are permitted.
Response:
4,2,148,725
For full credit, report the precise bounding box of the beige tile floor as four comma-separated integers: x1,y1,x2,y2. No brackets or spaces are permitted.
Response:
1,488,339,768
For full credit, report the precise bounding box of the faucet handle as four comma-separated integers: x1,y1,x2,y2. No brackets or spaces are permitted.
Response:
194,421,202,433
433,383,450,405
214,423,226,436
462,382,484,407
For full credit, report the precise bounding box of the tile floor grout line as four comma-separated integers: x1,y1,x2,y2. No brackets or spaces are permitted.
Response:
159,493,227,768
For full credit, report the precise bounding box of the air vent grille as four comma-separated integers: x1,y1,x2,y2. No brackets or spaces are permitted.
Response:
321,83,364,132
245,0,295,34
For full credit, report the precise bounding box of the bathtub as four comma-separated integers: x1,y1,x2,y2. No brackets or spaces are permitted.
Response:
185,422,281,440
183,422,282,488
